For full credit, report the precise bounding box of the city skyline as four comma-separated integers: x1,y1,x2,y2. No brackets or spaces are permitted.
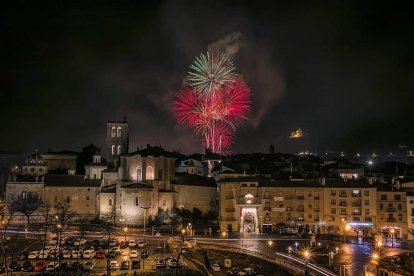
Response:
2,2,414,155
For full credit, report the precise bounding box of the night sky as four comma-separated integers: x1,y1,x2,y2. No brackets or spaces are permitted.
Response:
2,1,414,155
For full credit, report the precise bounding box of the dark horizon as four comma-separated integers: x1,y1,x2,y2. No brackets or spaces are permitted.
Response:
2,1,414,155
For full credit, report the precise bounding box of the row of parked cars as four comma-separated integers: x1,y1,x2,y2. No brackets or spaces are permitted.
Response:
1,260,96,273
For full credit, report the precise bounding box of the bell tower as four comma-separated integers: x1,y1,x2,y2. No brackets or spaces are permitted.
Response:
106,116,129,166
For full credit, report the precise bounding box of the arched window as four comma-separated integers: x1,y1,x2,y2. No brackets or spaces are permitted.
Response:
22,191,28,199
134,197,139,206
117,127,122,137
117,145,121,155
136,166,142,182
146,165,154,180
111,126,116,137
108,199,113,206
111,145,116,155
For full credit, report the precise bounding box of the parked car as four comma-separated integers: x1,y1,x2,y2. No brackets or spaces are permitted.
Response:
59,262,72,271
45,262,59,272
21,260,34,272
120,260,130,270
18,251,28,260
109,239,119,247
111,246,121,254
74,239,87,246
83,261,95,271
71,261,83,272
49,248,60,259
168,258,179,268
211,263,221,272
91,240,100,247
38,250,50,259
137,240,145,248
129,250,139,258
82,249,96,259
156,259,166,269
237,267,256,276
62,249,71,259
109,250,117,258
34,260,45,272
227,266,243,275
131,259,140,269
9,261,21,272
128,240,137,247
71,249,83,259
120,241,128,249
96,250,106,259
140,250,149,259
28,251,40,260
110,260,119,270
65,237,75,246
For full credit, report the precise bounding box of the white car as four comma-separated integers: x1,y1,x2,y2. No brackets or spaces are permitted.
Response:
137,240,145,248
211,263,221,272
111,247,121,254
129,250,139,258
71,250,83,259
82,249,96,259
38,250,50,259
45,262,59,272
28,251,40,259
62,250,71,259
74,239,87,246
128,240,137,247
110,260,119,270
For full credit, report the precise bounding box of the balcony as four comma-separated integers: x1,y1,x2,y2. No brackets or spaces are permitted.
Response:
387,218,397,222
352,202,361,207
314,196,320,200
274,196,284,201
386,207,396,212
339,202,347,206
225,196,235,200
353,212,361,216
297,196,305,200
352,193,361,198
339,193,347,197
225,208,235,212
340,211,347,215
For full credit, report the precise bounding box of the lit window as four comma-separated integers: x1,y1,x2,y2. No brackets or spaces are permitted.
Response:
146,165,154,180
111,145,116,155
117,145,121,155
108,199,113,206
22,191,28,199
117,127,122,137
135,197,139,206
137,166,142,182
111,127,116,137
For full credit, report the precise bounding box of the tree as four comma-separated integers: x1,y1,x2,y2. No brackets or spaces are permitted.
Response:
0,209,14,275
99,206,117,276
9,192,42,225
191,208,202,223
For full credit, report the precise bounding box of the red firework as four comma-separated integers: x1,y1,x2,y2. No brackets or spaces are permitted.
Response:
173,54,251,154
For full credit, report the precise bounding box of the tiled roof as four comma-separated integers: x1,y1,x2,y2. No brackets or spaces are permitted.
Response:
44,175,101,187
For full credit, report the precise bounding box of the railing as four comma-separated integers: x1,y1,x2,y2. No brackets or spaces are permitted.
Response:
353,212,361,215
352,202,361,206
352,193,361,197
340,211,347,215
339,202,347,206
386,207,396,212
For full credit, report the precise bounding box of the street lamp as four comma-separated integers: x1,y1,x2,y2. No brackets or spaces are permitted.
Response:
123,227,128,242
288,246,292,254
390,229,395,248
303,250,311,276
376,241,382,251
267,240,273,252
345,224,351,243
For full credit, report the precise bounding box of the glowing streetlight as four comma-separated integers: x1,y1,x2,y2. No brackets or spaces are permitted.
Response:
123,227,128,242
376,241,382,251
303,250,311,275
345,224,351,243
222,231,228,239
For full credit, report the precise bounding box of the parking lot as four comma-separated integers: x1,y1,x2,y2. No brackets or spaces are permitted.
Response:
1,235,194,275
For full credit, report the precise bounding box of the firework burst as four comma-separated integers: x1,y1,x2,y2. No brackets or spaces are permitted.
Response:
174,51,251,154
187,52,237,99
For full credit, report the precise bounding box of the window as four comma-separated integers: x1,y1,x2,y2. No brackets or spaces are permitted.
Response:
398,204,402,210
135,197,139,206
380,203,383,210
146,166,154,180
364,190,369,196
394,194,401,201
87,188,90,191
410,200,414,204
365,209,370,214
352,190,360,196
158,169,162,180
162,200,166,206
21,191,28,199
137,166,142,182
331,190,336,196
353,217,360,221
364,200,369,206
111,145,116,155
399,214,403,221
331,199,336,205
278,213,283,218
117,127,122,137
308,193,312,198
381,194,387,200
86,196,89,200
111,127,116,137
331,208,336,215
67,196,71,203
250,184,256,187
108,199,113,206
117,145,121,155
308,214,312,218
241,184,247,187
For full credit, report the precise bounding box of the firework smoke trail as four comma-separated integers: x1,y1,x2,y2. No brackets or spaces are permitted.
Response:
174,52,251,154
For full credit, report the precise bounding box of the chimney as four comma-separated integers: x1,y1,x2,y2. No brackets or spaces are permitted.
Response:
396,179,401,190
321,177,326,186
